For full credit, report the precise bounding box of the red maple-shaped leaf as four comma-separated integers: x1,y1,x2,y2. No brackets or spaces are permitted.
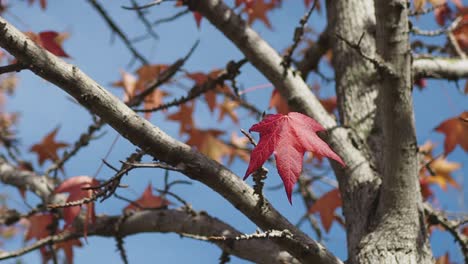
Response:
244,112,345,203
308,188,342,232
54,176,99,235
30,127,68,166
24,213,55,241
435,111,468,154
124,183,170,212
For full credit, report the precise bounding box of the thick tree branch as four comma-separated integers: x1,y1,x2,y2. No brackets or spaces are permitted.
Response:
0,208,298,264
0,157,55,201
0,17,340,264
413,57,468,79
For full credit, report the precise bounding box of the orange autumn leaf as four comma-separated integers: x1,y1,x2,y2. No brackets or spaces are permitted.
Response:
124,183,170,212
112,70,137,102
30,127,68,165
24,213,55,241
135,64,169,92
413,0,427,13
218,99,239,123
435,111,468,154
269,89,290,114
425,157,461,190
167,102,195,136
308,188,342,232
186,70,230,112
186,129,231,162
227,132,250,165
143,89,169,119
243,0,275,29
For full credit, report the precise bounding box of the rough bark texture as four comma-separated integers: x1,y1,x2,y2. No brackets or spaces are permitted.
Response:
354,1,433,263
325,0,382,260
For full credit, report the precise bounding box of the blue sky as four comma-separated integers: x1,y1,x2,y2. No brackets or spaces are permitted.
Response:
0,0,466,263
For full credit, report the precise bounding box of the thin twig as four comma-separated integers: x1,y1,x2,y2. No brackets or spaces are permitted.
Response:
424,203,468,263
128,0,160,39
87,0,149,65
281,0,317,71
0,62,27,74
153,10,190,26
134,58,247,113
122,0,164,10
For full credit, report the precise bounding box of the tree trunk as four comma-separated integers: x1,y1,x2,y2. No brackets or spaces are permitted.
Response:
327,0,434,263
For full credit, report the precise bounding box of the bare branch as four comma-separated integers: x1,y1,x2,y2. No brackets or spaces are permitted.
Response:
424,203,468,262
0,62,27,74
87,0,149,65
413,57,468,79
0,209,299,264
296,27,330,80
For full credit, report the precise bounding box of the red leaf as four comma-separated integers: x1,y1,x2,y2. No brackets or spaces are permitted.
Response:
54,176,99,236
54,239,82,264
244,112,345,203
124,183,170,212
38,31,70,57
308,188,342,232
193,12,203,28
435,111,468,154
24,213,54,241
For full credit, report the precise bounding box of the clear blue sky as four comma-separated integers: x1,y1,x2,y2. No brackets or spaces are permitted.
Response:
0,1,466,263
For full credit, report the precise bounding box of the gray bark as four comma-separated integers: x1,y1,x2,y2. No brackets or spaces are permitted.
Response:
353,0,433,263
325,0,383,260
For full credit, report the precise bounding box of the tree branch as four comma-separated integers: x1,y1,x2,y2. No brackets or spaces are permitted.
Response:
0,209,298,264
87,0,149,65
0,157,55,201
413,57,468,79
0,17,341,264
